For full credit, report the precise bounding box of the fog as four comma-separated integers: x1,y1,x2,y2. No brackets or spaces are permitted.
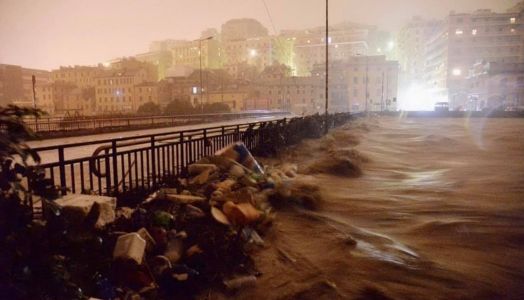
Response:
0,0,517,69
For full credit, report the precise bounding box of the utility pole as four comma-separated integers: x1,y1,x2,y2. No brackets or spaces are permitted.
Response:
199,39,203,113
381,71,385,112
365,56,369,113
32,75,37,109
385,69,389,111
32,75,38,130
324,0,329,134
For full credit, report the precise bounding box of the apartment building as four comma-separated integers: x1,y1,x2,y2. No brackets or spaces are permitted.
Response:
251,76,324,115
281,23,369,76
312,55,399,112
133,82,160,111
397,17,442,82
171,39,223,70
94,69,149,114
466,61,524,110
425,9,523,108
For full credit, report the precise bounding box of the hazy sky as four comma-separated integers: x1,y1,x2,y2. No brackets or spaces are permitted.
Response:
0,0,519,70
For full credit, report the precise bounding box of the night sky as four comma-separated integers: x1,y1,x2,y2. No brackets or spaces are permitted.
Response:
0,0,519,70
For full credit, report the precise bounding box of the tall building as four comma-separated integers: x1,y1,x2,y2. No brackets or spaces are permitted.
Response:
93,69,149,114
221,18,268,42
397,17,442,82
425,9,523,109
0,64,24,106
281,23,369,76
37,82,91,115
133,82,160,111
135,51,173,80
51,65,103,88
466,61,524,110
312,55,399,112
223,36,294,72
0,64,50,106
171,39,223,70
249,76,324,114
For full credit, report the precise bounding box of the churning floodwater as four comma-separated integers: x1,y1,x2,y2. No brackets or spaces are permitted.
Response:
214,115,524,300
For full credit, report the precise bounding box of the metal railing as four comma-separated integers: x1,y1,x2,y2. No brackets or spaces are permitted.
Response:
28,112,354,213
23,111,290,134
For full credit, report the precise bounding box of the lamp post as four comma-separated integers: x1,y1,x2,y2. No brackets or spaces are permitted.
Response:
324,0,329,134
196,36,213,113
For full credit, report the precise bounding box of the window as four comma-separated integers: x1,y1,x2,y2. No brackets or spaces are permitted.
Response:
472,29,477,35
510,17,516,24
455,29,463,35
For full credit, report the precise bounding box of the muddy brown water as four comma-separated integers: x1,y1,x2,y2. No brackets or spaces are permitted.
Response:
207,116,524,300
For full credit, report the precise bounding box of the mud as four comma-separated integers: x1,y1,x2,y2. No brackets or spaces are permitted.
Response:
205,115,524,299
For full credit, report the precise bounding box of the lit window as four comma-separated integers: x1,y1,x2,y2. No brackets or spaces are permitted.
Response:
455,29,463,35
472,29,477,35
511,28,516,33
510,17,516,24
452,68,462,76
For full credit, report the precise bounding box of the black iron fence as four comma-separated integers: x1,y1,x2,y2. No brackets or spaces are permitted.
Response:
28,112,354,214
23,111,290,134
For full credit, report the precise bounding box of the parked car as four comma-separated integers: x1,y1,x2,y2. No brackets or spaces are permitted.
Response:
434,102,449,112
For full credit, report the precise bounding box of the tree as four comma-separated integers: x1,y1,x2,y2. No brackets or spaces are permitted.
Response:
0,106,83,299
165,98,195,115
137,101,161,115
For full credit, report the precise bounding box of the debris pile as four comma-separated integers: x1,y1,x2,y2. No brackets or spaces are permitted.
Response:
32,142,314,299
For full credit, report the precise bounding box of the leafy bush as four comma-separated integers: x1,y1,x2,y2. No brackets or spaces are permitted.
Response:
202,102,231,114
165,98,196,115
137,102,161,115
0,105,79,299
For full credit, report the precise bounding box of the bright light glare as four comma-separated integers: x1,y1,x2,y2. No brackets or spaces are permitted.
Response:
452,68,462,76
249,49,257,57
398,84,435,111
387,41,394,50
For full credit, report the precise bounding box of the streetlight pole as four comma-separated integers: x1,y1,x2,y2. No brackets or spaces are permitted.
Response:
324,0,329,134
381,71,385,112
365,56,369,113
32,75,39,130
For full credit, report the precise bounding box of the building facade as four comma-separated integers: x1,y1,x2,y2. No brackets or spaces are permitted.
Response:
94,69,149,114
281,24,369,76
425,8,523,109
312,55,399,112
466,61,524,110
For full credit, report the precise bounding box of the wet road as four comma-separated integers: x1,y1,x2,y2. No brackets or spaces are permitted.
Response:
29,115,285,164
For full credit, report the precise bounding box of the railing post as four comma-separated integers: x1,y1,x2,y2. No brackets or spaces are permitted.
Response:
111,140,118,194
221,126,225,147
188,135,193,163
104,148,111,195
203,128,207,156
236,125,240,141
58,147,67,194
151,136,156,186
179,132,185,173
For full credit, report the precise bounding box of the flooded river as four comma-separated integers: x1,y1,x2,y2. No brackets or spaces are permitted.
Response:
224,115,524,299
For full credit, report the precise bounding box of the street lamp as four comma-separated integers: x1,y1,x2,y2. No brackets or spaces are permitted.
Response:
195,36,213,113
324,0,329,134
